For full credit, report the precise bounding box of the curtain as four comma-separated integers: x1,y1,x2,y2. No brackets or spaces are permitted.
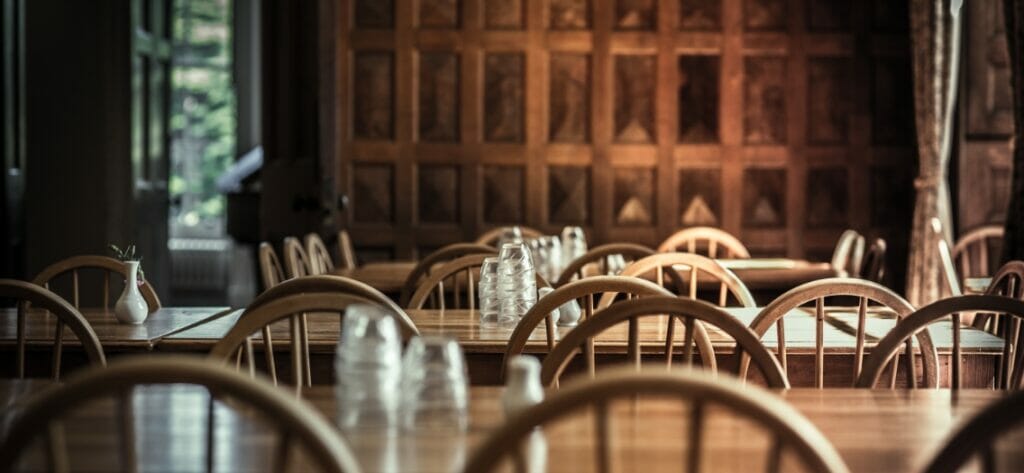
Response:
1003,0,1024,262
905,0,963,306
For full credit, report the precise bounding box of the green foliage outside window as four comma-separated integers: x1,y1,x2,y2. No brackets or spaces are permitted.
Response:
170,0,234,225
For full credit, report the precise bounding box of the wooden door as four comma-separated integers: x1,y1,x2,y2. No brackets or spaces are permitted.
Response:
131,0,172,299
332,0,917,274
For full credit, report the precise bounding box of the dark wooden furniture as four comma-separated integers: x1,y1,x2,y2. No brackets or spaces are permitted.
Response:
0,380,1014,473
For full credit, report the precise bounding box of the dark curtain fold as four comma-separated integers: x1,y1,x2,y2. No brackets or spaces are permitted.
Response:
1004,0,1024,262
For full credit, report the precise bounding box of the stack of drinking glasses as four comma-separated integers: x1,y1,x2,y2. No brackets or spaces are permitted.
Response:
497,242,538,322
335,304,403,430
541,236,563,282
477,256,506,326
561,226,587,270
400,336,470,431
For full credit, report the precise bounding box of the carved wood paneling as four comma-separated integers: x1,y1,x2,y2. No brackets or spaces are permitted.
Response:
335,0,915,261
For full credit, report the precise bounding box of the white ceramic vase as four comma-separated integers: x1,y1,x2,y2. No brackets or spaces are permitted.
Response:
115,261,148,324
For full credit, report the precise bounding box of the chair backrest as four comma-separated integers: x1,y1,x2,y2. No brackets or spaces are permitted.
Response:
304,233,335,275
540,297,788,388
503,276,676,376
258,242,287,290
31,255,161,313
336,229,357,270
462,368,847,473
656,226,751,258
474,226,544,246
554,243,655,287
859,238,887,283
744,278,930,389
933,217,963,297
211,285,417,394
830,229,866,276
399,243,497,306
920,389,1024,473
283,237,313,279
406,253,551,310
602,252,756,308
951,224,1005,280
971,261,1024,336
0,357,362,473
856,295,1024,390
1,279,106,380
248,275,418,337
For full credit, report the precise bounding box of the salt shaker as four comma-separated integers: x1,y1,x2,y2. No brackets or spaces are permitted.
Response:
503,356,544,417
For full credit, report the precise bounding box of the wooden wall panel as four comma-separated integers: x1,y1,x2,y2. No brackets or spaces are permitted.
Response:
335,0,915,261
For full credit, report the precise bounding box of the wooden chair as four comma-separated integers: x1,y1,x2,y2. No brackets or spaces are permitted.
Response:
553,243,655,287
398,243,496,306
212,280,417,394
856,295,1024,390
656,226,751,258
31,255,161,313
920,389,1024,473
540,297,788,388
970,260,1024,334
933,217,963,297
859,238,887,283
304,233,335,275
503,276,689,378
336,229,357,270
1,279,106,380
743,278,932,389
602,252,756,308
462,368,847,473
283,237,313,279
830,229,865,277
474,226,544,246
406,254,551,310
0,357,361,473
951,224,1005,281
258,242,286,290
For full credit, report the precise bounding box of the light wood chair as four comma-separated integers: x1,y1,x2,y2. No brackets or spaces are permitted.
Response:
602,252,756,308
743,278,932,389
398,243,497,306
1,279,106,380
856,295,1024,390
859,238,887,284
933,217,963,297
971,260,1024,334
211,281,417,394
0,356,361,473
31,255,161,313
503,276,688,378
258,242,287,290
540,297,788,388
474,226,544,246
406,253,551,310
830,229,865,277
656,226,751,258
952,224,1005,281
554,243,655,287
336,229,357,271
462,368,847,473
304,233,335,275
920,388,1024,473
283,237,313,279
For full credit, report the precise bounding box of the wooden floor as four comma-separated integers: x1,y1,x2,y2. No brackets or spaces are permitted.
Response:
2,379,1020,473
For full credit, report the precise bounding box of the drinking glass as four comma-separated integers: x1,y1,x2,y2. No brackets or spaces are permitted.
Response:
400,336,469,431
478,257,503,326
335,304,403,430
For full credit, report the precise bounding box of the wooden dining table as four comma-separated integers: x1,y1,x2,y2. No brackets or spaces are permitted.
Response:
0,378,1017,473
161,306,1004,387
0,307,233,377
335,259,841,300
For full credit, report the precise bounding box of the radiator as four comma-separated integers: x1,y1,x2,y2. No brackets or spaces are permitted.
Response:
168,238,231,291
